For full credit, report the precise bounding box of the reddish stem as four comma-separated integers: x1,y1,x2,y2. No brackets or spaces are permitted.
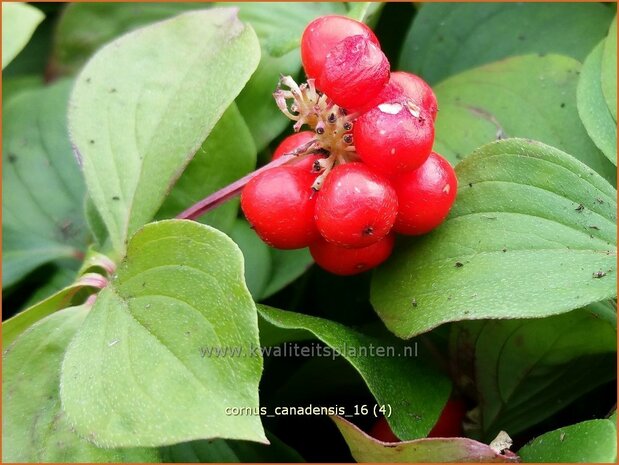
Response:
176,154,295,221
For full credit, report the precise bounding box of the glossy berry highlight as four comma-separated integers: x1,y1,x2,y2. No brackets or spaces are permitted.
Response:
310,234,395,276
392,152,458,235
301,15,379,86
354,98,434,176
241,166,319,249
315,163,398,248
379,71,438,121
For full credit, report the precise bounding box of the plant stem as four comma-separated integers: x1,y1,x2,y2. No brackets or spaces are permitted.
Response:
176,154,296,221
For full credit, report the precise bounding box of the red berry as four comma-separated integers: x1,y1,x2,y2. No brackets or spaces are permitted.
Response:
353,97,434,177
428,398,467,438
301,15,379,85
272,131,322,172
392,152,457,235
273,131,315,160
315,163,397,248
369,417,400,443
378,71,438,121
241,166,319,249
320,35,390,112
310,234,394,276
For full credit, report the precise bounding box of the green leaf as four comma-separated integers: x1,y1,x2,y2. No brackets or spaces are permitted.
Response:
400,3,614,85
51,3,206,75
431,54,616,183
227,2,347,151
450,306,617,440
229,219,272,300
3,80,87,288
2,74,42,107
2,3,44,69
228,219,313,300
260,248,313,300
577,42,617,165
346,2,383,24
236,54,298,153
601,17,617,122
3,306,160,462
21,265,78,309
163,431,304,462
332,416,519,463
3,12,54,78
69,8,260,254
257,305,451,440
371,138,617,339
3,273,102,347
53,2,347,152
519,419,617,463
2,228,77,288
84,195,109,248
157,104,256,233
61,220,266,447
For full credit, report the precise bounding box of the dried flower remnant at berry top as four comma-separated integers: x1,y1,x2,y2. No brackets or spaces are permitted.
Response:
273,76,359,191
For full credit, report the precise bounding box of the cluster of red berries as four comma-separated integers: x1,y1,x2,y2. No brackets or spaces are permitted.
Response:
241,15,457,276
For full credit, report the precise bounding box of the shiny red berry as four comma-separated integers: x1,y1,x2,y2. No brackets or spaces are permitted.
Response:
369,417,400,443
310,234,395,276
272,131,322,172
392,152,458,235
378,71,438,121
241,166,319,249
353,95,434,177
315,162,397,248
273,131,315,160
428,398,467,438
320,35,390,112
301,15,379,85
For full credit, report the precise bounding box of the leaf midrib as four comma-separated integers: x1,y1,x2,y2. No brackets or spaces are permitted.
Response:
124,22,247,245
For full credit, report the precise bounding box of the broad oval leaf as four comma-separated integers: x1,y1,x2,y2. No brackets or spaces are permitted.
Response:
431,54,615,182
371,138,617,339
260,247,313,300
2,3,44,69
163,431,303,463
229,219,272,299
229,219,313,300
2,80,87,288
258,305,451,440
2,305,159,462
601,17,617,122
51,3,206,74
3,74,43,107
60,220,266,447
577,42,617,165
518,419,617,463
332,416,519,463
399,3,614,85
450,305,617,441
53,2,349,152
69,9,260,253
157,104,256,233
